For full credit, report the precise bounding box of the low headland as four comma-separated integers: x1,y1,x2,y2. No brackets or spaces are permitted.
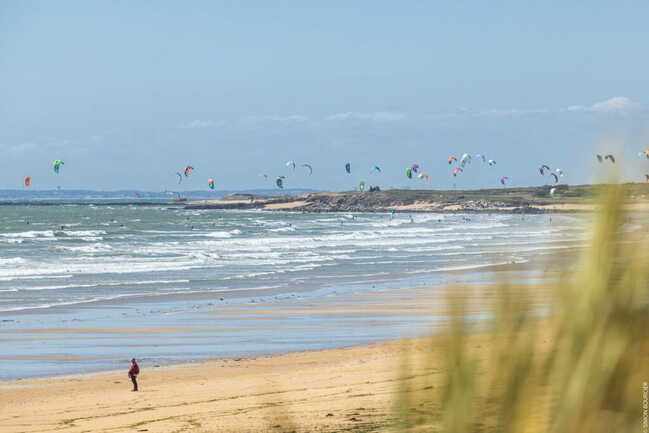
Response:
186,183,649,213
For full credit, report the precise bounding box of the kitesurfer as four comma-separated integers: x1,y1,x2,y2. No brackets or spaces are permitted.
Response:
52,160,64,174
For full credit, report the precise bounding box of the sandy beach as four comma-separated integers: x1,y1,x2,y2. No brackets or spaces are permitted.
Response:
1,337,400,433
0,209,579,432
0,326,553,433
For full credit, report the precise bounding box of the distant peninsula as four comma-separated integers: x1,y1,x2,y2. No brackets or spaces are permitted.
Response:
184,183,649,213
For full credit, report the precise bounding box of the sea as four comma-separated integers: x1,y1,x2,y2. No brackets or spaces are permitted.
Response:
0,205,589,313
0,203,593,380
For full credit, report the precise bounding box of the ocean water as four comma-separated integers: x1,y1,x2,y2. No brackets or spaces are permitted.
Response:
0,206,596,380
0,206,588,313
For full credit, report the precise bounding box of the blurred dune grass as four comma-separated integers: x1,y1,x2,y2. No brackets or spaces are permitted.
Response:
393,183,649,433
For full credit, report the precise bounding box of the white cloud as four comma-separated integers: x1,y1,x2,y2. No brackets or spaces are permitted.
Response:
246,115,308,122
439,97,641,118
180,119,225,129
563,96,638,113
2,142,38,154
564,105,586,112
327,111,406,121
478,108,550,117
591,96,637,112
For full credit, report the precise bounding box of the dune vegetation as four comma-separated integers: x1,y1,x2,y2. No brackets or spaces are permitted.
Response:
391,183,649,432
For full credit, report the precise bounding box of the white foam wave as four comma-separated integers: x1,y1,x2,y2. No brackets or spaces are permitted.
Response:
269,226,296,232
0,257,28,266
14,279,192,291
203,230,237,238
55,243,113,253
0,230,55,239
62,230,107,237
0,275,72,282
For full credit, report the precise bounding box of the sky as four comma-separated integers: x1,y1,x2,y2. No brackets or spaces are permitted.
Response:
2,1,649,191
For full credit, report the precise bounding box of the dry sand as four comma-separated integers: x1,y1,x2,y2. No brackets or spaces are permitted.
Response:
263,200,310,210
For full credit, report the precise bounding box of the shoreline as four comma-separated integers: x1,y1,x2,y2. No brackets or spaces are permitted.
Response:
0,336,422,433
0,258,567,383
0,322,553,433
0,335,397,385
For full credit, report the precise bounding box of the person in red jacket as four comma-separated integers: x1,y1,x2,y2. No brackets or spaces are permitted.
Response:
128,358,140,392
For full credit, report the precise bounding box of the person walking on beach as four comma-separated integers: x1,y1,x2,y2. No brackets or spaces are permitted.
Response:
128,358,140,392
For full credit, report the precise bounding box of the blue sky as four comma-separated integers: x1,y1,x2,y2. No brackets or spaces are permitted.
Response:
1,1,649,191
